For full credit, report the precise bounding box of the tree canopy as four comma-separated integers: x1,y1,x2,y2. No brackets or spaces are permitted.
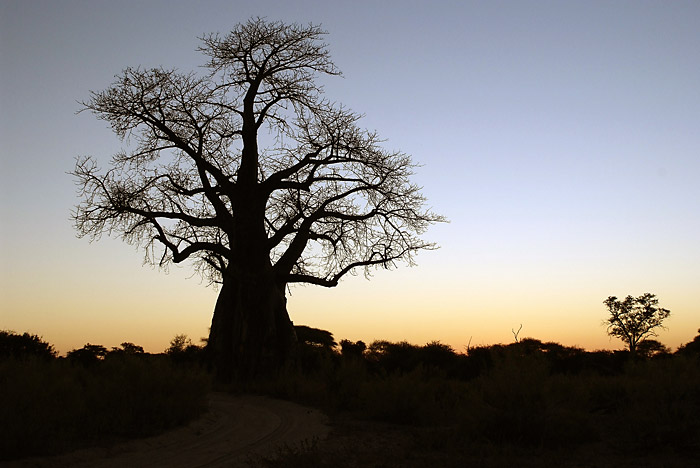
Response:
73,18,442,288
72,18,443,379
603,293,670,356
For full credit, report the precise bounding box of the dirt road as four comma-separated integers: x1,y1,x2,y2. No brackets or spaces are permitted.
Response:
5,393,329,468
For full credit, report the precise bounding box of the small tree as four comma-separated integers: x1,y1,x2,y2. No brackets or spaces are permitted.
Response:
109,342,145,355
339,339,366,358
67,343,109,366
636,339,670,359
165,334,193,355
294,325,336,349
676,328,700,356
603,293,670,356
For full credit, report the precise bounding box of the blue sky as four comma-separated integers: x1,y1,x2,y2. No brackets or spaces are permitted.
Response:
1,0,699,353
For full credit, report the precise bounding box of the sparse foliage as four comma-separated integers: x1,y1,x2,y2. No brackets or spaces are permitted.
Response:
72,18,443,380
604,293,671,356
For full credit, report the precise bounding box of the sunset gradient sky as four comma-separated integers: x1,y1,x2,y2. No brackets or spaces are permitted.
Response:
2,0,699,355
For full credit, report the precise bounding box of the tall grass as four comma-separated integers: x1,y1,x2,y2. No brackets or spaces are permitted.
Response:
0,354,211,460
251,339,700,456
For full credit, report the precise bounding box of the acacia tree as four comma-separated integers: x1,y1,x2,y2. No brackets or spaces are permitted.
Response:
603,293,670,356
73,18,443,381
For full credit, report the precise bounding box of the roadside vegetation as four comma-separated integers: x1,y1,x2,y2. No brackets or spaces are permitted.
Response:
0,331,211,460
252,328,700,467
2,327,699,465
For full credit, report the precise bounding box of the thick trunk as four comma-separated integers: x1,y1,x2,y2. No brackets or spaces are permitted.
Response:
207,266,297,382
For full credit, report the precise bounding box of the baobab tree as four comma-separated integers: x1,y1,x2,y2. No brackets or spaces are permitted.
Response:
72,18,443,380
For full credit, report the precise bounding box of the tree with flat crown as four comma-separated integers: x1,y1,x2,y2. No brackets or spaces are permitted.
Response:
72,18,444,381
603,293,670,357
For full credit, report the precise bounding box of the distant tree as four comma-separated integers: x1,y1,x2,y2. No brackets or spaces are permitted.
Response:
339,339,366,358
164,334,204,363
67,343,108,365
72,18,443,381
366,340,420,373
420,341,456,371
294,325,336,349
510,337,544,355
636,339,670,359
603,293,671,357
165,334,193,355
0,330,57,360
110,342,145,355
676,328,700,356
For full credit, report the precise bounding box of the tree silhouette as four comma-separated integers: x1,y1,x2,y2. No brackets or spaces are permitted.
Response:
294,325,336,349
603,293,670,357
110,342,145,355
72,18,443,380
0,330,56,360
339,339,366,358
635,339,670,359
676,328,700,356
67,343,108,366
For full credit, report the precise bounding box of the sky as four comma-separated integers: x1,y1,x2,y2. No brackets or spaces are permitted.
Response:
1,0,699,355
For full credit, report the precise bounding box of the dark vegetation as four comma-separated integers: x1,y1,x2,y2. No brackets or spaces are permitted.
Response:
0,331,211,460
253,327,700,467
3,327,699,465
604,293,671,357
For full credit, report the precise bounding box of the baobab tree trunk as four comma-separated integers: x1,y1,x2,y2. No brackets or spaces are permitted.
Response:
207,265,298,382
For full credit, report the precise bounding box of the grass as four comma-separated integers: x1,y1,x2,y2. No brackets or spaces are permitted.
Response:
0,353,211,460
3,330,699,466
248,340,700,467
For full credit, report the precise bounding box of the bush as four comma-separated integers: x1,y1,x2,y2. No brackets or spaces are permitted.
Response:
0,330,56,359
67,343,108,366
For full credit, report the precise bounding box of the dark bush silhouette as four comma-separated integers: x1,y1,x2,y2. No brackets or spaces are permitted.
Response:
676,328,700,357
339,339,366,358
294,326,337,373
0,330,56,360
294,325,337,349
110,341,145,355
66,343,108,366
636,339,671,359
366,340,422,374
165,334,205,364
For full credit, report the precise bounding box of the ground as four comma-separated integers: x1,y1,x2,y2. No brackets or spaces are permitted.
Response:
3,393,328,468
5,392,697,468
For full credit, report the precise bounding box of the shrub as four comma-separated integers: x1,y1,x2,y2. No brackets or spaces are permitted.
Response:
676,329,700,357
0,330,56,359
67,343,108,366
339,339,366,358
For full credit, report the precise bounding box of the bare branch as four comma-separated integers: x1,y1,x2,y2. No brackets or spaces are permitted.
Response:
74,18,443,289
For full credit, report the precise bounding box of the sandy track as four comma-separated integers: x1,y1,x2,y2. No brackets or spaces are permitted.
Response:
5,393,329,468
